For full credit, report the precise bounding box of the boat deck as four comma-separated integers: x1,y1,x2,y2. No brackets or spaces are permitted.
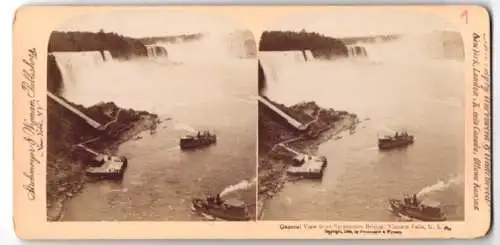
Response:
287,156,327,178
86,156,125,174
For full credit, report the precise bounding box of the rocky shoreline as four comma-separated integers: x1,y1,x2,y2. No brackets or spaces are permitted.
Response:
257,99,359,219
46,99,160,221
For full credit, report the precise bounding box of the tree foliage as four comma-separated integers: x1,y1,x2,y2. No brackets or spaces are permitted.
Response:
48,30,148,59
259,30,348,58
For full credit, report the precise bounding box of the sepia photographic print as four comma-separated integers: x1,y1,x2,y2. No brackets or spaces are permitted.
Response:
258,10,466,222
45,10,257,221
13,5,490,239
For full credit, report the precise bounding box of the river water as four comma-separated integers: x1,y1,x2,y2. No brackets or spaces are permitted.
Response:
57,44,257,221
261,39,465,221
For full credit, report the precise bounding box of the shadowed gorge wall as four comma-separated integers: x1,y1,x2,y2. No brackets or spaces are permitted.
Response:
47,54,63,94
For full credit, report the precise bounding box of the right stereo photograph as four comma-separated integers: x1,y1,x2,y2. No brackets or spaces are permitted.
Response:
257,9,465,222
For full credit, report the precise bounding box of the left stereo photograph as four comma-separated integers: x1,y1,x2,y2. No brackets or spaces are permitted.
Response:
45,10,258,222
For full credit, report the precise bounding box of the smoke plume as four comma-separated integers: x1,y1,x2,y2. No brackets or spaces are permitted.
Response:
416,175,463,199
219,177,257,197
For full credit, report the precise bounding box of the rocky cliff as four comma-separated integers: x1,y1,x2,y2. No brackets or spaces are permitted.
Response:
46,94,158,220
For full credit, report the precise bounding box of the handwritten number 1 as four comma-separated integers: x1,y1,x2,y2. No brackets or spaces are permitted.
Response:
461,9,469,24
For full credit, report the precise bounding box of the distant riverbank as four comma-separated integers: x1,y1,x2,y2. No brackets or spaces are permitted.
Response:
48,30,149,59
259,30,348,59
258,97,358,218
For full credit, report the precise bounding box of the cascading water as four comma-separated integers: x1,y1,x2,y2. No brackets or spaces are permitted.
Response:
161,32,254,63
346,45,368,58
259,50,313,97
360,32,464,64
225,29,257,59
146,45,169,58
52,50,113,96
302,50,315,62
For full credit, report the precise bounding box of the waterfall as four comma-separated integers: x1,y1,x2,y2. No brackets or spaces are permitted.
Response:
346,45,368,58
146,45,169,58
51,50,112,96
260,50,309,66
157,32,255,63
303,50,315,62
258,50,313,97
358,32,464,63
225,30,257,59
259,51,292,86
102,51,112,61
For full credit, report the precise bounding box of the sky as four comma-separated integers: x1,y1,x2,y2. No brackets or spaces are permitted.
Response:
55,9,459,39
55,10,246,38
266,10,459,38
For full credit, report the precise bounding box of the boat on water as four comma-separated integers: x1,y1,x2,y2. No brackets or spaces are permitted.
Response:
85,155,128,180
180,130,216,150
388,194,446,221
378,130,414,150
191,194,251,221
